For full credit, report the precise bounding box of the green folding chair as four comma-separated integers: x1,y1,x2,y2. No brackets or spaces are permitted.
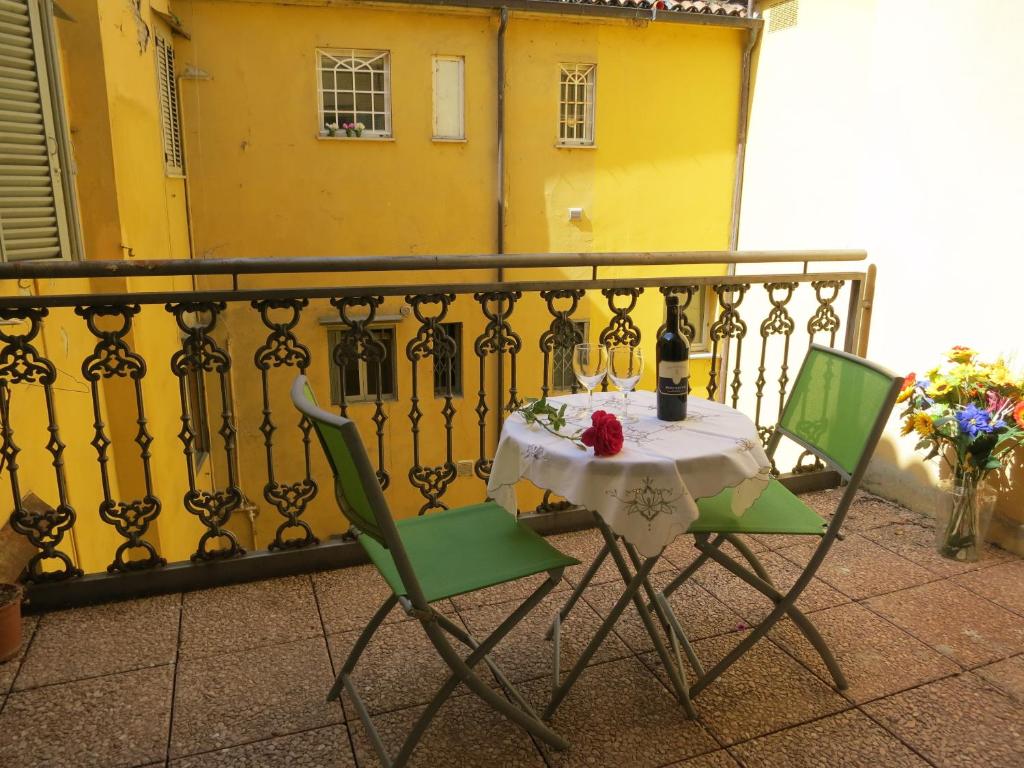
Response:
655,345,902,697
291,376,577,767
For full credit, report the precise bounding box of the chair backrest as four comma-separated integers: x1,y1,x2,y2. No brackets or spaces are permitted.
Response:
778,345,902,478
290,375,391,545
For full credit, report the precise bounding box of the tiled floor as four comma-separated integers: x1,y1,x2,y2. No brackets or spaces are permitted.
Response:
1,490,1023,767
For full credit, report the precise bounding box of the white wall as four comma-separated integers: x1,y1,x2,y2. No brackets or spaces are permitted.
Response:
739,0,1024,544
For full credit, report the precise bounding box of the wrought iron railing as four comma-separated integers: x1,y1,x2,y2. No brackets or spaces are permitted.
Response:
0,250,873,606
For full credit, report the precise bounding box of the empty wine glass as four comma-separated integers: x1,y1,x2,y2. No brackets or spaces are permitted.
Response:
572,343,608,413
609,345,644,421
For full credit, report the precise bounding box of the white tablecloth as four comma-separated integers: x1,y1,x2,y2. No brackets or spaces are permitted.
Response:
487,391,772,558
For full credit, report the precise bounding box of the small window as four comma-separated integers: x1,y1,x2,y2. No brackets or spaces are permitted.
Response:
155,35,185,175
328,326,398,404
318,49,391,137
552,320,589,391
558,64,596,146
432,55,465,140
183,367,211,460
433,322,463,397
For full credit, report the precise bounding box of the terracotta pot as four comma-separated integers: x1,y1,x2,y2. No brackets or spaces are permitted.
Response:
0,582,22,663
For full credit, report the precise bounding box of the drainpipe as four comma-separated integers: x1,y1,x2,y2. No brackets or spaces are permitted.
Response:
496,6,508,267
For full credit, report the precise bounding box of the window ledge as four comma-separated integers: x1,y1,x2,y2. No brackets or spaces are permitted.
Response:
555,143,597,150
690,351,719,360
318,134,395,142
432,137,467,143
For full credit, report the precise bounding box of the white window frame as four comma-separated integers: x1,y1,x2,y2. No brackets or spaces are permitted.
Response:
155,34,185,176
558,64,596,147
317,49,392,138
327,325,399,405
432,55,465,141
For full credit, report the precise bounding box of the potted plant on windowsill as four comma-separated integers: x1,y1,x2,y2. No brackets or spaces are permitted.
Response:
0,503,36,663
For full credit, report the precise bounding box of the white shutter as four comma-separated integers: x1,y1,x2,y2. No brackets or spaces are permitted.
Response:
155,35,183,175
0,0,70,262
432,56,464,140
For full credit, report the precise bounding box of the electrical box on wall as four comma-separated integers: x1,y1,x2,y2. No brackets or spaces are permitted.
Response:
568,207,583,222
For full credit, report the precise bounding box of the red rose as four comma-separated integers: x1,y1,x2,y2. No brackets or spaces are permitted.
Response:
580,410,624,457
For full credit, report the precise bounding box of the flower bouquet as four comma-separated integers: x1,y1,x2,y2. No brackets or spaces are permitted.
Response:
899,347,1024,560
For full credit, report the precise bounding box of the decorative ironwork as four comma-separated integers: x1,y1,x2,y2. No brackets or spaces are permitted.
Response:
168,302,245,561
707,284,750,406
473,291,522,480
753,284,797,469
808,280,845,347
0,308,81,581
539,289,585,398
406,293,458,513
598,287,643,391
252,298,318,549
330,296,389,489
77,305,165,572
657,286,699,342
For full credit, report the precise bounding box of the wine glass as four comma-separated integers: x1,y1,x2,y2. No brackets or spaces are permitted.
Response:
572,343,608,413
609,346,644,421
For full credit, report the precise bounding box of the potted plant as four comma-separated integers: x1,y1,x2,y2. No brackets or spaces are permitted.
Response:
899,347,1024,560
0,582,21,662
0,504,36,662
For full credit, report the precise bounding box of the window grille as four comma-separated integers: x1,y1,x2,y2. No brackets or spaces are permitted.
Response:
432,322,463,397
155,35,184,174
328,326,398,404
318,49,391,137
558,64,596,146
552,320,589,391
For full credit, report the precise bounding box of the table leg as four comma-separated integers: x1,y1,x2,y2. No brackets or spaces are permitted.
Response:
544,539,610,642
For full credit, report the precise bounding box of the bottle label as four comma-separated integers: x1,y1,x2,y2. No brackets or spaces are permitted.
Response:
658,360,689,384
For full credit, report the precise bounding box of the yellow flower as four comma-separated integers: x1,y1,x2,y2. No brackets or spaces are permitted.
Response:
946,346,977,363
989,364,1013,386
900,415,916,436
896,387,913,404
927,381,953,398
912,412,933,437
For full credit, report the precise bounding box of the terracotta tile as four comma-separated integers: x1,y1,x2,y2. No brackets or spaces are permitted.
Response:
863,523,1013,577
180,575,323,659
730,709,928,767
865,580,1024,668
692,550,848,623
450,571,569,611
170,637,342,757
348,689,546,767
313,565,404,635
458,591,630,684
953,560,1024,616
829,491,927,533
546,529,674,588
0,664,173,768
648,632,849,745
327,611,487,715
975,655,1024,705
15,594,180,690
523,657,718,767
0,615,37,694
770,602,959,703
170,725,355,767
581,573,743,653
863,673,1024,768
664,751,740,768
777,534,936,600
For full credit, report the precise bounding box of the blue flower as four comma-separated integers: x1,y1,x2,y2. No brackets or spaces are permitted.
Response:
956,404,1003,438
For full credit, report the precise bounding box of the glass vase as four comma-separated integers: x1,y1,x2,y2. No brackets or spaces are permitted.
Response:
936,475,996,562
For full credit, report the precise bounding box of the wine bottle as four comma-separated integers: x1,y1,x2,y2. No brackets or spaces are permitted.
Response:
656,294,689,421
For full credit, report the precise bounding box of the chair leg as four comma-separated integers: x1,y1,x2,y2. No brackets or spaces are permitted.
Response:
544,540,609,641
723,533,774,586
659,534,726,600
327,593,398,702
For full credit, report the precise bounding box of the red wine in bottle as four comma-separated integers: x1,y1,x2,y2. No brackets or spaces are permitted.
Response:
656,295,689,421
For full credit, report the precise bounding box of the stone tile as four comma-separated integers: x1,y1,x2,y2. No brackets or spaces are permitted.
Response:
546,529,675,588
170,725,355,767
648,632,849,745
975,655,1024,705
0,664,173,768
664,751,740,768
730,709,928,767
581,573,744,653
865,580,1024,668
327,611,486,715
171,636,342,757
15,594,180,690
863,673,1024,768
449,571,569,611
662,534,767,573
458,591,630,684
862,523,1013,577
314,565,404,635
180,575,323,659
522,657,719,767
0,615,37,694
349,689,546,767
777,534,936,601
693,551,849,623
953,560,1024,617
829,491,927,533
770,602,959,703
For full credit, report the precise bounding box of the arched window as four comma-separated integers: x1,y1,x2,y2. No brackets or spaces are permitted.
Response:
318,49,392,137
558,64,596,146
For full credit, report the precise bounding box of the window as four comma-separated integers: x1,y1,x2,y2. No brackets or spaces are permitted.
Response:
558,64,596,146
432,55,464,140
327,326,397,404
318,49,391,137
432,322,463,397
183,368,211,460
155,35,184,175
0,0,76,262
552,320,588,391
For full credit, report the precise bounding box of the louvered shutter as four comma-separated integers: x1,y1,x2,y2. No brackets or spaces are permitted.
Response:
155,35,183,175
0,0,70,261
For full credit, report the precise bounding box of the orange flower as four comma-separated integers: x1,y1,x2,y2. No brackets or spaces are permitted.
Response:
1014,401,1024,429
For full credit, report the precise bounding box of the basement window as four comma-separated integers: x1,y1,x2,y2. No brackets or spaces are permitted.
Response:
318,49,392,138
558,64,596,147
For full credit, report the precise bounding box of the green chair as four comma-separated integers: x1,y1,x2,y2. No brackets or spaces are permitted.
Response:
655,345,902,697
291,375,578,768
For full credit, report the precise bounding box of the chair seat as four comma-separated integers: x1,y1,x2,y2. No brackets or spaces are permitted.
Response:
359,501,580,603
688,478,827,537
